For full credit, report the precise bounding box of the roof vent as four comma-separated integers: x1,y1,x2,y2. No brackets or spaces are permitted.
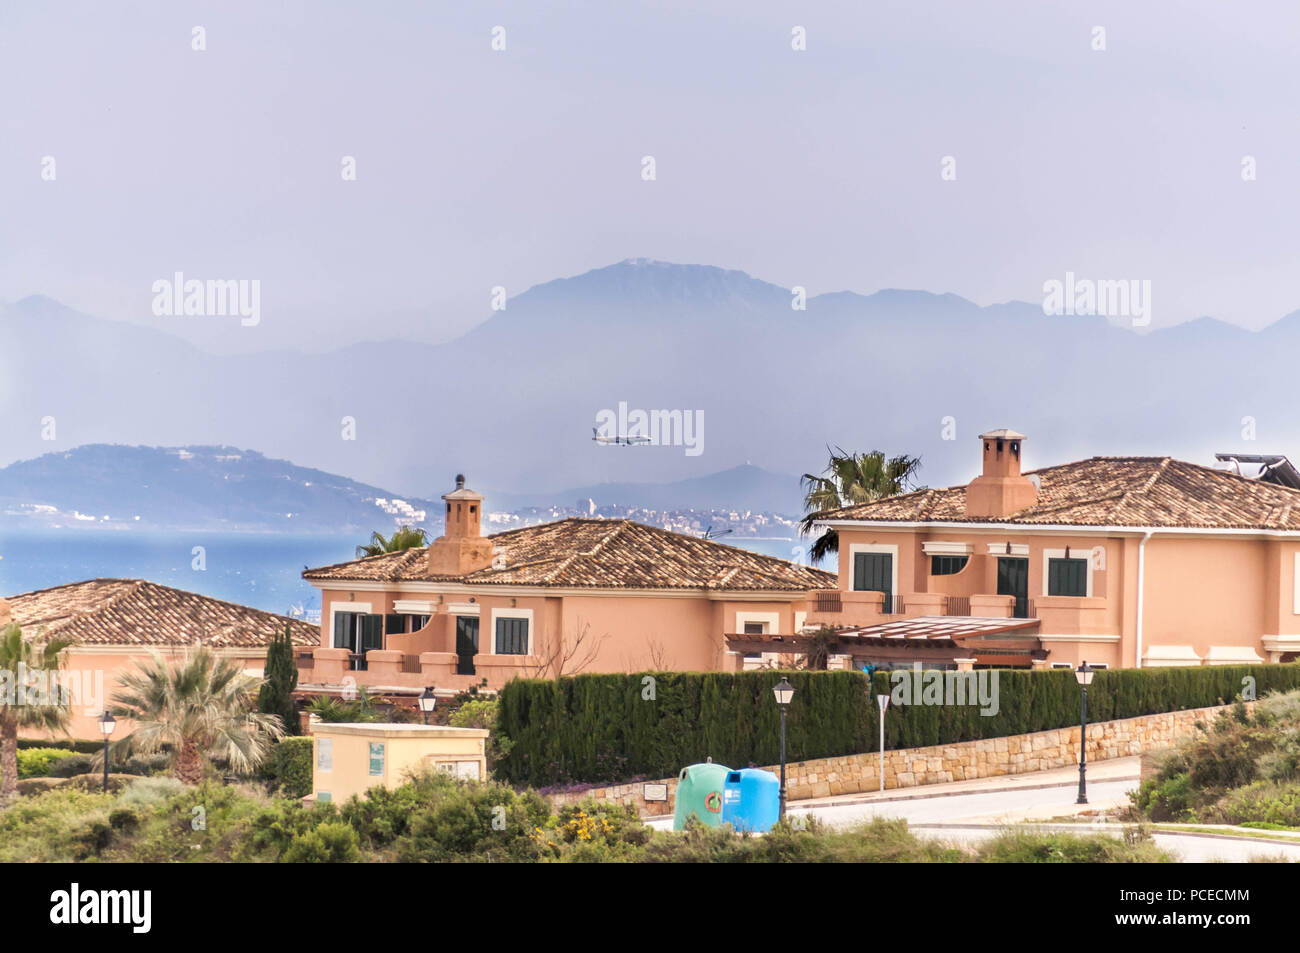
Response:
455,473,466,489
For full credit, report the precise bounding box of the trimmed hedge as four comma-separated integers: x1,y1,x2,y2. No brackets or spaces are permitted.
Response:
495,664,1300,786
17,739,104,754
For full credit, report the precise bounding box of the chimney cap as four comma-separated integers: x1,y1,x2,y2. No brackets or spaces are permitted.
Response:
443,473,484,502
979,429,1026,441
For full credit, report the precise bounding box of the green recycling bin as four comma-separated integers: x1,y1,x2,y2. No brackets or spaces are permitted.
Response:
672,761,732,830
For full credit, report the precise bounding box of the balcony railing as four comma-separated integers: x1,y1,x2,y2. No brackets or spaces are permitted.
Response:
881,595,905,615
944,595,971,617
811,591,842,612
401,653,422,674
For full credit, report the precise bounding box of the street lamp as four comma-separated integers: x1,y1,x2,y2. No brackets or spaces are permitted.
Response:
876,693,890,792
1074,661,1095,804
772,677,794,820
97,711,116,793
418,686,437,725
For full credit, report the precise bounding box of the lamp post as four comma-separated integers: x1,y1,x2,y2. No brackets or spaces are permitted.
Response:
876,693,890,792
772,677,794,820
97,711,115,793
418,686,437,726
1074,661,1094,804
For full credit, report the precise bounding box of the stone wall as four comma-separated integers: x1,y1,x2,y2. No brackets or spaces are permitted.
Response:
550,702,1240,817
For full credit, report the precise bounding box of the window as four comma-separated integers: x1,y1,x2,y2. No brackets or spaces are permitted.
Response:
495,616,529,655
743,622,766,635
931,555,969,576
368,742,385,777
333,611,383,655
316,738,332,772
1048,557,1088,597
317,791,332,803
386,613,430,635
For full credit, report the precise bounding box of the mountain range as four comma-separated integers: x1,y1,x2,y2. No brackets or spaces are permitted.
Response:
0,444,802,533
3,259,1294,501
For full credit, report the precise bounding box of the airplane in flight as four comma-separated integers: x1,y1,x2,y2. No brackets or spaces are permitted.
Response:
592,428,652,446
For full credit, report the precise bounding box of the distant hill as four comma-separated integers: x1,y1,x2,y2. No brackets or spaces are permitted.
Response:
0,445,442,534
3,260,1296,497
0,445,802,533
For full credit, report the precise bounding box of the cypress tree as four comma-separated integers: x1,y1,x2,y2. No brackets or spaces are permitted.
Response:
259,624,300,736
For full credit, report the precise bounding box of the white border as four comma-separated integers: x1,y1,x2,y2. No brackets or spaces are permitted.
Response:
1041,548,1093,597
847,543,898,597
328,600,373,649
489,607,534,655
736,611,779,634
922,541,974,556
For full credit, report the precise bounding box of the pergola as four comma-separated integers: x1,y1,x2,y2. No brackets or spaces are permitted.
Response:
725,616,1047,668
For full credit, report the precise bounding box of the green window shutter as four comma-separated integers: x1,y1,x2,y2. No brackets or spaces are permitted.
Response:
852,553,892,596
361,614,384,653
333,612,355,650
368,742,385,776
495,617,529,655
1048,558,1088,597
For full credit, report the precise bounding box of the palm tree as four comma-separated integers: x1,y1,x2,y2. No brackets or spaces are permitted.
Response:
0,623,72,801
355,525,428,558
800,448,923,563
110,649,285,785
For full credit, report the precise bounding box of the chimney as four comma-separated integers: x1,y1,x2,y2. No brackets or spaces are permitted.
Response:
427,474,496,575
965,429,1038,518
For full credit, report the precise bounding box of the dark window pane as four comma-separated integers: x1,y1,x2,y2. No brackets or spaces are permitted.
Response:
495,617,529,655
1048,558,1088,597
930,555,969,576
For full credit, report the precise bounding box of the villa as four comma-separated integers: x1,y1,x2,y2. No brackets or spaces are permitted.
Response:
1,579,318,737
794,429,1300,671
299,475,836,696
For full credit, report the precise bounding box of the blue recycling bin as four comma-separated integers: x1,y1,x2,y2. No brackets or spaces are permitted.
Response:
721,768,781,832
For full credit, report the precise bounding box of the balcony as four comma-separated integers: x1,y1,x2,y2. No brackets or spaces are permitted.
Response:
302,647,539,693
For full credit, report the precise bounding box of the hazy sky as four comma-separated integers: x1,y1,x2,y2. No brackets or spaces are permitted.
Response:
4,1,1299,352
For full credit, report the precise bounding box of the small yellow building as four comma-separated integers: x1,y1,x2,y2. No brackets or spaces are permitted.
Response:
310,723,489,803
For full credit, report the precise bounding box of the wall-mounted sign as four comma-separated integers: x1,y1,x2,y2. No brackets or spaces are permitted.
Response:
643,783,668,802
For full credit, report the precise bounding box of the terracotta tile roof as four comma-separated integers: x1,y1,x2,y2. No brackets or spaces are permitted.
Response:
817,456,1300,530
303,517,837,591
4,578,319,648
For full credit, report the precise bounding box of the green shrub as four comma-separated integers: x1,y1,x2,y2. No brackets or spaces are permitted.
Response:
260,737,313,798
16,739,104,754
1204,781,1300,828
389,777,551,862
1133,773,1194,821
118,777,186,808
496,665,1300,786
47,754,94,778
281,821,361,863
976,827,1173,863
16,748,81,779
